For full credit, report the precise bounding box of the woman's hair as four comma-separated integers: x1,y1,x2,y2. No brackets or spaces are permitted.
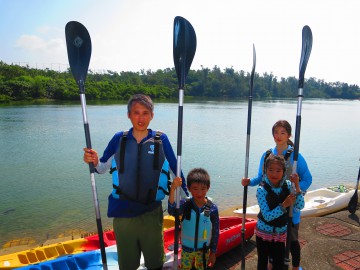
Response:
265,155,286,174
272,120,294,147
127,94,154,113
187,168,211,189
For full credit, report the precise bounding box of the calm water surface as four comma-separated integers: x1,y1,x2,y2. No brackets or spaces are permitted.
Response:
0,99,359,246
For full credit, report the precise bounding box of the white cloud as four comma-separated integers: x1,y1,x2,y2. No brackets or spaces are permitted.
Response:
16,34,65,53
37,26,52,34
16,35,47,51
14,34,67,67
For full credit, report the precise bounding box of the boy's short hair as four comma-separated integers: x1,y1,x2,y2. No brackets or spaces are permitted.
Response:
187,168,210,188
127,94,154,113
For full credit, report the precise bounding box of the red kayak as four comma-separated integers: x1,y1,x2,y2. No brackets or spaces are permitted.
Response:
83,216,256,257
163,216,256,257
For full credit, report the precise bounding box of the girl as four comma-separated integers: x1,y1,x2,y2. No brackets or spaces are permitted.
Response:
255,155,304,270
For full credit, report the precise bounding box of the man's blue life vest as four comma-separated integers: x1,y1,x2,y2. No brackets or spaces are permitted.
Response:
110,131,171,204
181,198,213,251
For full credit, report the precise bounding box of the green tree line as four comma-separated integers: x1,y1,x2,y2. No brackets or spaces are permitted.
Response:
0,61,359,102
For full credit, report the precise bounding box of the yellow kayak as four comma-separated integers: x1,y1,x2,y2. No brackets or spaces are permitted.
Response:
0,238,88,269
163,215,175,230
0,216,175,269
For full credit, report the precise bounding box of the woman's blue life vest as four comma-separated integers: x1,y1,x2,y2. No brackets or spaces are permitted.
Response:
257,180,290,228
110,131,171,205
181,198,213,251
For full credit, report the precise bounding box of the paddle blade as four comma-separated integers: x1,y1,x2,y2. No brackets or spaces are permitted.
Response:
348,165,360,214
348,190,358,214
173,16,197,89
298,25,313,88
65,21,92,89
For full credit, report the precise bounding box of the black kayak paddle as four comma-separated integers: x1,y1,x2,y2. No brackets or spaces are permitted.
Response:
241,44,256,270
348,161,360,214
284,25,313,270
172,16,197,269
65,21,108,270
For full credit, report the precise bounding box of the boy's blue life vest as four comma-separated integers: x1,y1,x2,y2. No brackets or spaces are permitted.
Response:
263,148,294,180
110,131,171,204
181,198,213,251
257,180,290,228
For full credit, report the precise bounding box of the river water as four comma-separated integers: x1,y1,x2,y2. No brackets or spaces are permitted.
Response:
0,99,359,246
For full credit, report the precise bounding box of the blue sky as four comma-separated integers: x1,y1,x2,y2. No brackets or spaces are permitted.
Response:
1,0,360,85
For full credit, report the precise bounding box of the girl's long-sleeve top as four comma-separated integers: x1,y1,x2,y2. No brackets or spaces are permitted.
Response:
168,198,220,253
249,145,312,224
255,177,305,242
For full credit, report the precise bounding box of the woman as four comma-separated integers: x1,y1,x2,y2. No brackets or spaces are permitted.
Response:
242,120,312,270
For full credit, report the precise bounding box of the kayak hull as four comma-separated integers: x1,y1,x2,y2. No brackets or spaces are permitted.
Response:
234,186,355,218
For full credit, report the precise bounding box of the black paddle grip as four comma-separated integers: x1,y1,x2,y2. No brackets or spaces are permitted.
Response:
177,106,183,155
96,218,107,267
84,123,95,173
293,116,301,162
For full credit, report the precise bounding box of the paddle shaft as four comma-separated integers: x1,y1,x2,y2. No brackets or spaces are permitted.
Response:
241,124,251,269
173,88,184,268
241,44,256,270
284,73,303,270
79,81,108,270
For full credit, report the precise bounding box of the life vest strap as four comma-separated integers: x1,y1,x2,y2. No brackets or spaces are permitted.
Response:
109,167,116,174
119,131,128,173
112,183,137,202
153,131,162,170
158,184,170,196
284,148,294,160
181,244,209,252
182,198,213,221
118,130,162,173
262,147,294,176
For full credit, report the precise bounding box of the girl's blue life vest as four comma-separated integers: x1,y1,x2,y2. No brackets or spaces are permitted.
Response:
257,180,290,228
181,198,213,251
110,131,171,204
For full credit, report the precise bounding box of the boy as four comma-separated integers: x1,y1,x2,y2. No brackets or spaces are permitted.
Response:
168,168,220,269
